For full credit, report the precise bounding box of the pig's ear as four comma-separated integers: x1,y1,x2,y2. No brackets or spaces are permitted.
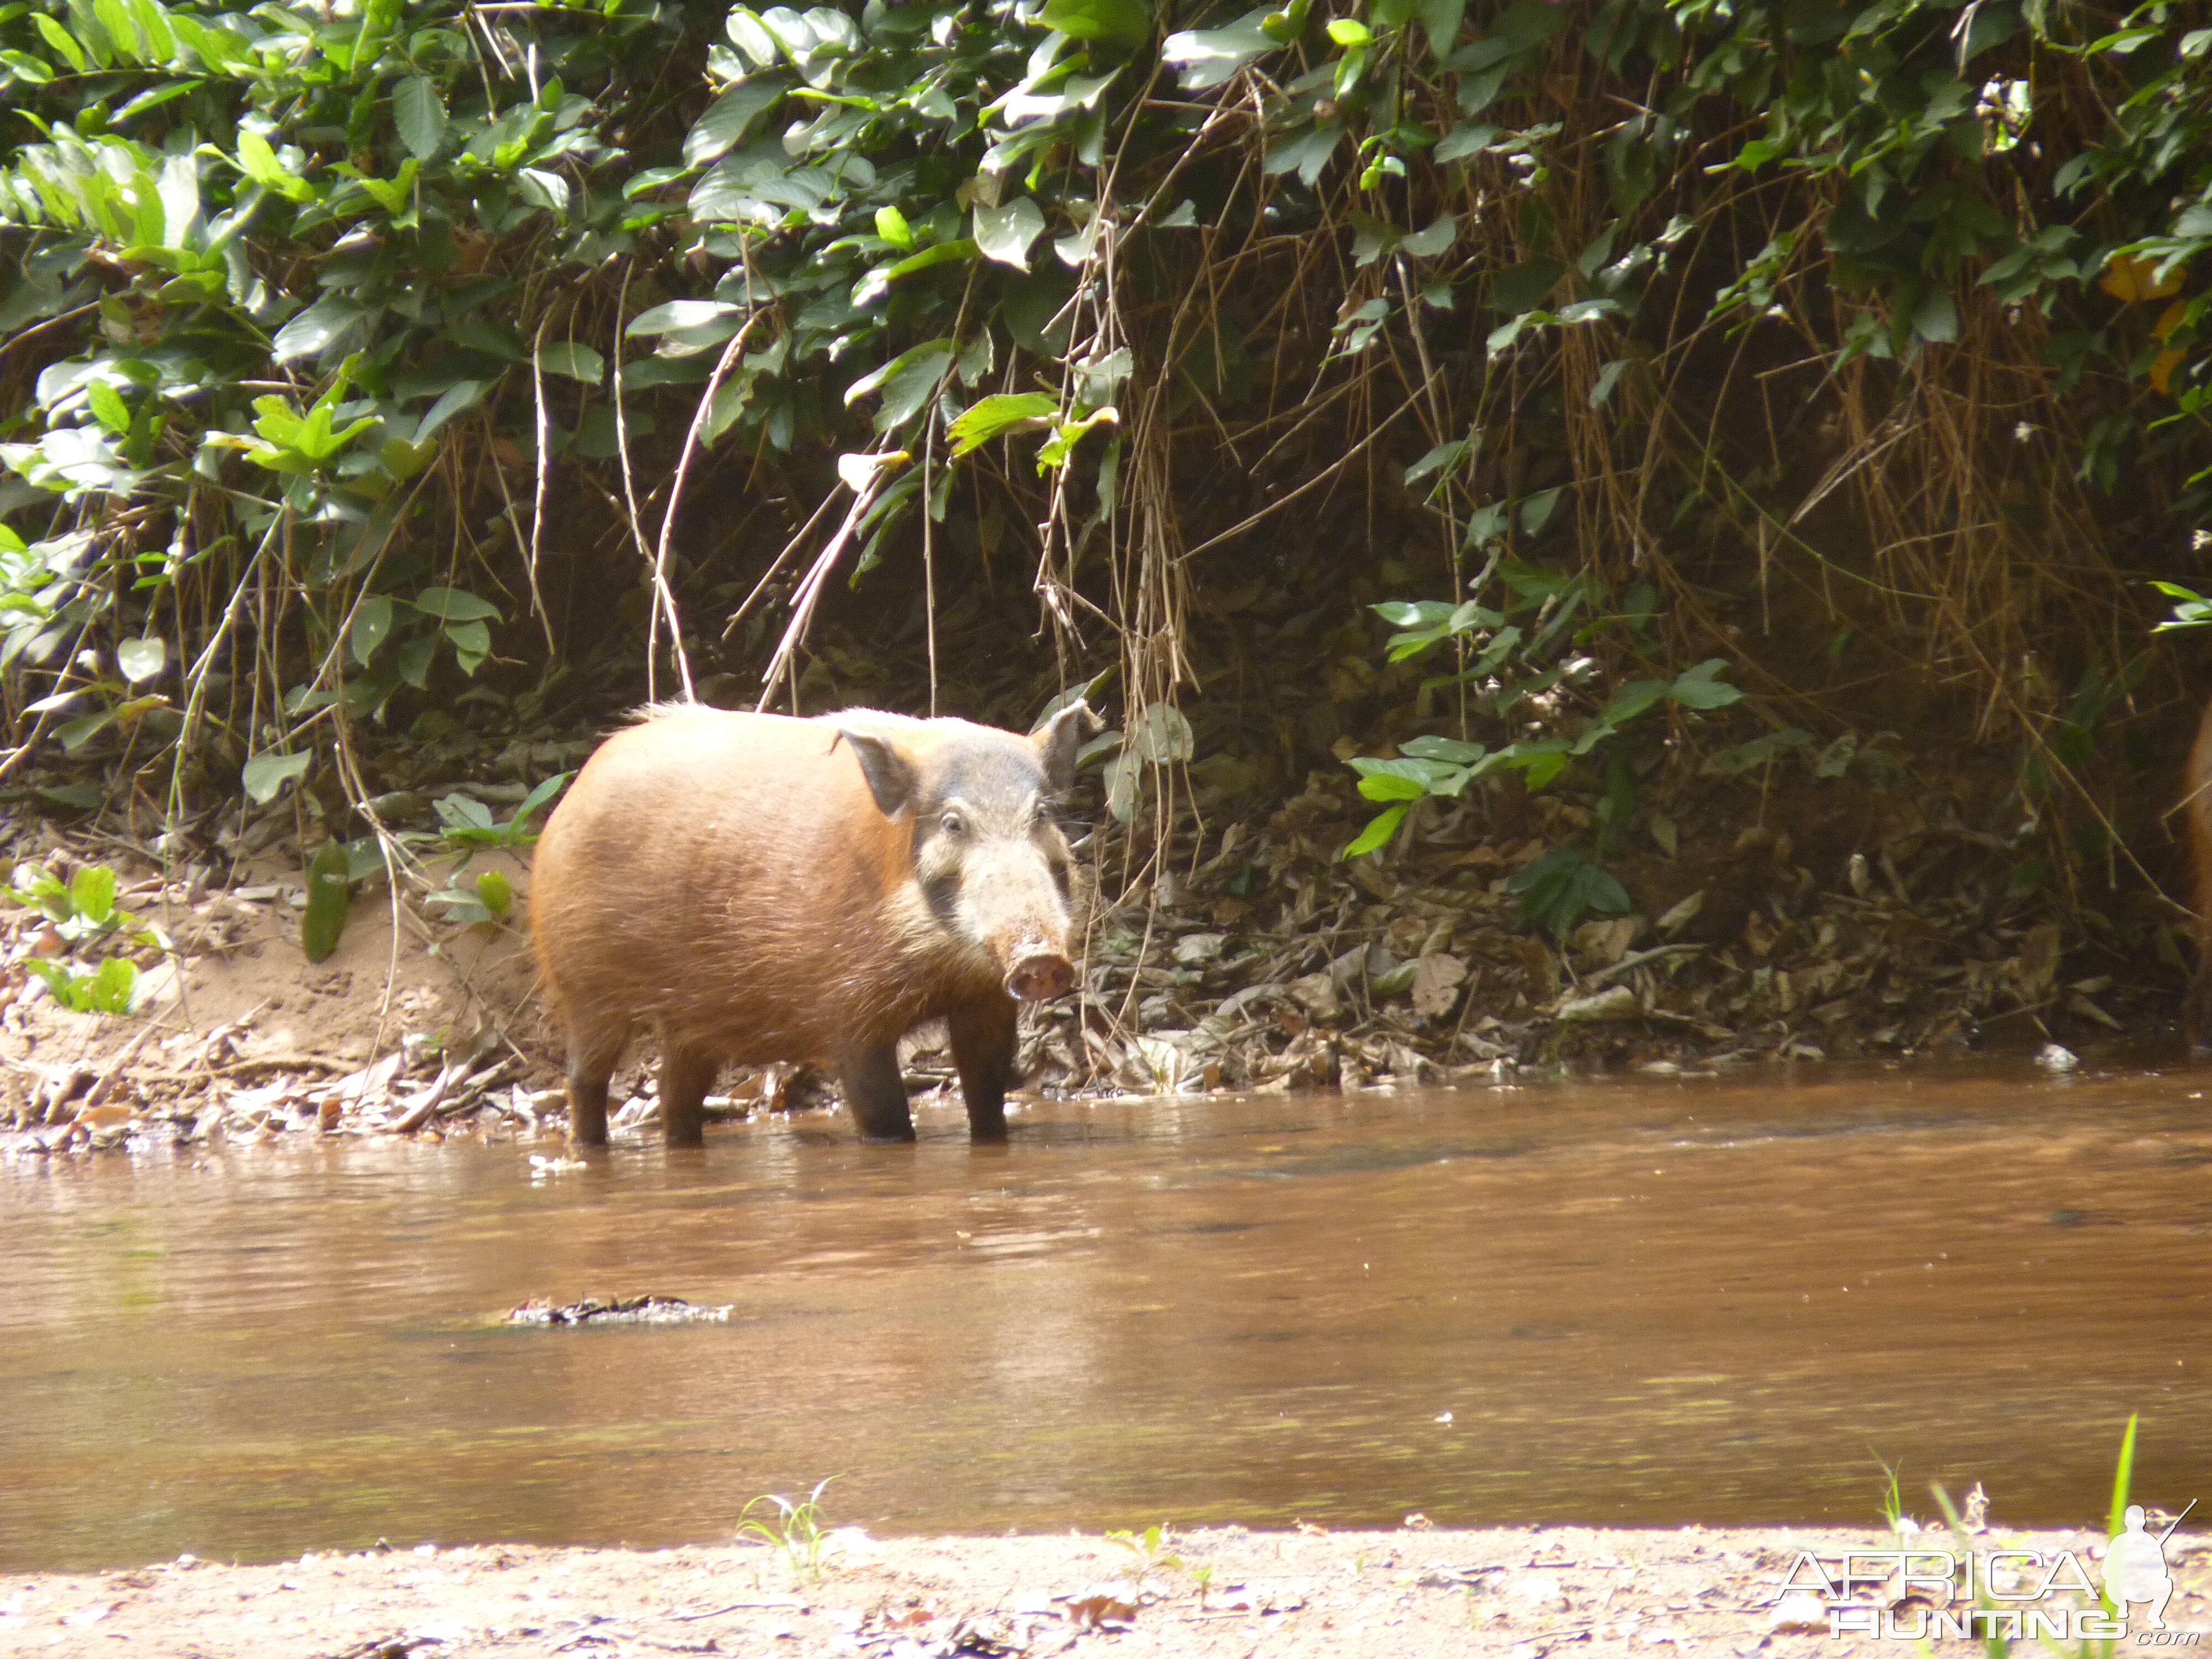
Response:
1031,698,1097,795
838,729,920,818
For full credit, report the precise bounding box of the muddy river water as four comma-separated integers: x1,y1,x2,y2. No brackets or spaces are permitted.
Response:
4,1061,2210,1572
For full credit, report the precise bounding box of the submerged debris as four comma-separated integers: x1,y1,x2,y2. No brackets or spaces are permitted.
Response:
506,1296,734,1327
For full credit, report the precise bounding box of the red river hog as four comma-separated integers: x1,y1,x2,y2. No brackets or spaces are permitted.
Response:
530,701,1089,1145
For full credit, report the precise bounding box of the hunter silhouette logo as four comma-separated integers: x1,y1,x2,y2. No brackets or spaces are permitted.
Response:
2107,1503,2194,1631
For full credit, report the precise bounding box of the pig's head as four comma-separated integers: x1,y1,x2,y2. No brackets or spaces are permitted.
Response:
838,702,1091,1001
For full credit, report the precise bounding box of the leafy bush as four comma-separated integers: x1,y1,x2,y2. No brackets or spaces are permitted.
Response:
1339,565,1739,932
0,0,2204,860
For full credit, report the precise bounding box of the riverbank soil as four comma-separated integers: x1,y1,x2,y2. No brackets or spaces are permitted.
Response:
0,753,2184,1157
1,1524,2203,1658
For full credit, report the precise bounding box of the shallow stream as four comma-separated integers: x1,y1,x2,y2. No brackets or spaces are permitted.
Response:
6,1061,2209,1571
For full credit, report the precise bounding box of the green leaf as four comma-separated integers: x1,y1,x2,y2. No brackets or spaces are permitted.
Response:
846,337,954,419
1399,735,1484,763
1556,298,1621,324
394,76,448,160
1491,257,1564,314
242,749,312,804
248,399,309,447
116,635,164,684
536,342,604,383
380,435,437,478
0,48,56,82
1404,438,1468,486
1490,0,1567,49
1506,847,1630,938
1701,728,1811,776
69,863,116,925
1433,121,1504,161
413,586,502,623
515,169,570,218
272,295,368,363
1668,658,1741,709
627,299,743,337
128,0,175,61
1400,213,1457,258
1415,0,1467,56
302,836,352,963
86,957,143,1015
1356,771,1429,801
1126,700,1194,763
1343,803,1407,857
235,129,312,201
1520,485,1563,534
1040,0,1152,46
973,197,1047,270
413,379,485,442
726,6,780,64
56,709,118,753
685,80,785,169
1161,8,1279,87
85,379,132,435
32,14,87,71
1591,677,1667,733
881,239,977,281
876,349,954,433
1035,407,1119,471
351,594,395,664
444,321,525,361
875,204,915,250
1911,286,1960,345
511,771,571,830
435,792,497,832
1262,121,1343,187
1326,18,1371,44
93,0,137,61
353,157,420,217
445,618,491,675
2109,1414,2138,1552
948,392,1058,455
1350,754,1468,795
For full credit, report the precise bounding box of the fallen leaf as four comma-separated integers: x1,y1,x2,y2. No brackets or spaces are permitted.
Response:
1282,971,1339,1021
1411,952,1467,1018
1053,1593,1133,1628
1556,984,1641,1023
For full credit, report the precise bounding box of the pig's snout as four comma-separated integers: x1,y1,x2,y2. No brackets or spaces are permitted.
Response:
1006,948,1075,1001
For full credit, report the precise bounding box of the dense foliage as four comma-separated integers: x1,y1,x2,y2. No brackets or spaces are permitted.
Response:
0,0,2205,895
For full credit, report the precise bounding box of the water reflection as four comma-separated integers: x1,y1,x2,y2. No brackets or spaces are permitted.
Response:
4,1061,2210,1571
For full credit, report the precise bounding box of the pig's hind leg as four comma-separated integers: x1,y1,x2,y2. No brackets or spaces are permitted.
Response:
658,1045,718,1147
565,1019,631,1147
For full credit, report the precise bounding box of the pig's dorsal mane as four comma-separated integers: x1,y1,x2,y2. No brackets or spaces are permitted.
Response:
820,706,927,735
627,699,724,723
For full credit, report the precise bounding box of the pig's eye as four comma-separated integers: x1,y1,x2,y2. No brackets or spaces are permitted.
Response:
940,810,965,836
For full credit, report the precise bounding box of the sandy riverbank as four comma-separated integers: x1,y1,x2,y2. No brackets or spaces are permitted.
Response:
4,1522,2204,1657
